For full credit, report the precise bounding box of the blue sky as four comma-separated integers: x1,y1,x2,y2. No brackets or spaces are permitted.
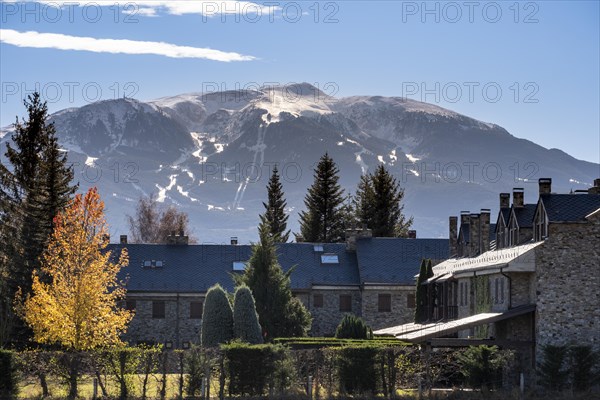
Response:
1,0,599,163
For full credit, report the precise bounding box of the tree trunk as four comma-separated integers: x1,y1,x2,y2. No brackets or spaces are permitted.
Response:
67,355,79,400
218,355,225,400
38,373,49,398
94,370,109,398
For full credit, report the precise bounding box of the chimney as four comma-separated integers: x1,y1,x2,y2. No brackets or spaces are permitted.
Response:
589,178,600,194
408,230,417,239
449,216,458,257
480,209,491,253
295,234,304,243
460,211,470,226
230,237,238,245
513,188,524,208
167,232,189,245
120,235,127,244
500,193,510,209
538,178,552,195
469,213,480,257
345,226,372,251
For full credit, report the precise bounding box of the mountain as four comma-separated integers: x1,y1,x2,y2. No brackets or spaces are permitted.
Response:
1,83,598,242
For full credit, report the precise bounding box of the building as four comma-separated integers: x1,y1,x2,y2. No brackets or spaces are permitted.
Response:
375,178,600,379
109,232,448,347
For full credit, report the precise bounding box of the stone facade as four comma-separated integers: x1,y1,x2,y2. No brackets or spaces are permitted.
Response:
535,218,600,358
306,287,362,336
361,286,415,331
123,293,204,348
123,285,419,343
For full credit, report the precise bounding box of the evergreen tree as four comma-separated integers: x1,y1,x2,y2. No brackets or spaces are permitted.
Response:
414,259,428,323
425,259,435,320
354,164,413,237
259,166,290,243
233,223,311,340
201,284,234,348
298,153,345,243
0,93,77,346
233,285,263,344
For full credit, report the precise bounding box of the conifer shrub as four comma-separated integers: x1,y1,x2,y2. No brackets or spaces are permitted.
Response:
569,345,599,392
233,285,263,344
538,344,569,391
335,314,371,339
201,284,234,348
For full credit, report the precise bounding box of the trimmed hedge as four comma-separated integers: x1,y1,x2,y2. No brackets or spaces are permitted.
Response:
201,284,234,347
222,342,293,396
0,349,19,399
337,345,379,394
274,336,404,349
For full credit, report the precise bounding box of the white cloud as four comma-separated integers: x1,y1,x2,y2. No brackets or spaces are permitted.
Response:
0,29,256,62
11,1,279,17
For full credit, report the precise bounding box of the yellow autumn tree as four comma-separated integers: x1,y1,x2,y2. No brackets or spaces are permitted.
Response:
22,187,132,351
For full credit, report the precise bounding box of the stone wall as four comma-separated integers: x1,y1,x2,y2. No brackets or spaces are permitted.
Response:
535,217,600,359
361,287,415,331
306,288,362,336
123,294,204,348
508,272,534,308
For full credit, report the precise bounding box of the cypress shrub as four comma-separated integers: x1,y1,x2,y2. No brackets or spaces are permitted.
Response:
336,345,379,394
335,314,370,339
570,345,599,392
0,349,19,399
538,344,569,391
201,284,234,348
233,285,263,344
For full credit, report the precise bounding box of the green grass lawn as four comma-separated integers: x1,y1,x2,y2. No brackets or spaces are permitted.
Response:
18,373,206,399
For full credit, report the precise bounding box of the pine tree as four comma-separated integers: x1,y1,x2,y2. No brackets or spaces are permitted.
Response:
201,284,234,348
233,285,263,344
299,153,345,243
0,93,77,346
259,166,290,243
233,223,311,340
354,164,413,237
414,259,428,323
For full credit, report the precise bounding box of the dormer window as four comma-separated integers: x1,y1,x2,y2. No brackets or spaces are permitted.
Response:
313,244,324,252
321,254,339,264
232,261,246,271
143,260,164,269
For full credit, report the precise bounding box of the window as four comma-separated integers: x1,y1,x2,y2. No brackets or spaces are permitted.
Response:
143,260,152,268
378,294,392,312
232,261,245,271
152,301,165,319
339,295,352,312
321,254,339,264
190,301,203,319
125,300,136,311
155,260,164,267
313,244,324,252
313,294,324,308
500,278,505,304
407,293,416,308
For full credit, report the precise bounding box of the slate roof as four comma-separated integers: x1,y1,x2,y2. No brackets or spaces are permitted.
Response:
109,242,359,293
355,238,449,285
495,208,511,231
109,238,448,293
539,193,600,222
512,204,537,228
